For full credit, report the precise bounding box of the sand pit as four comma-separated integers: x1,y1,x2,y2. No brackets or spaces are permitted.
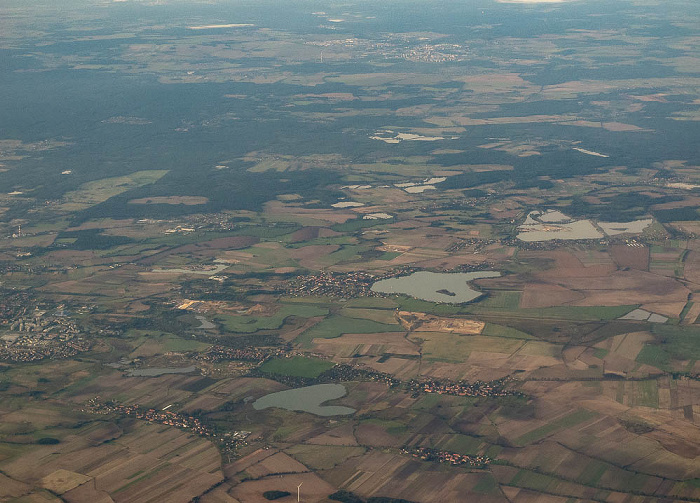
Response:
396,311,485,334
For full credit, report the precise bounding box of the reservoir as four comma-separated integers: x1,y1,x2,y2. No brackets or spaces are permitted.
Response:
253,384,356,416
370,271,500,303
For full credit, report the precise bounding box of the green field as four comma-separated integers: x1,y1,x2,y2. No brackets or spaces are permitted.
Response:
473,474,499,494
497,305,636,321
515,409,598,446
344,297,398,309
217,305,328,333
124,330,211,356
577,460,608,486
395,297,465,316
285,444,366,470
509,469,558,493
634,380,659,408
470,291,522,311
259,356,335,378
339,307,399,324
59,170,168,211
440,434,484,456
482,323,533,340
295,315,404,347
359,418,408,436
636,324,700,371
317,244,370,266
416,333,528,362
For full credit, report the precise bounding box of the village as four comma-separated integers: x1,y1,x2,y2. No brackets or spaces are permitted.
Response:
287,268,414,298
407,376,521,398
194,345,288,363
84,398,251,454
405,447,491,469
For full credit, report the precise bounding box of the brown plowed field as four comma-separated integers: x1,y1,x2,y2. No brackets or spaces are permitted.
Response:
307,422,358,446
288,226,321,242
551,270,689,305
683,250,700,286
288,244,340,267
264,200,356,224
520,283,585,308
611,244,649,270
229,472,334,503
139,236,259,265
640,302,687,318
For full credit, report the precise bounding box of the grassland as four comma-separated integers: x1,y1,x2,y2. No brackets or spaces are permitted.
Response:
1,1,699,501
285,444,366,470
217,305,328,333
514,409,598,446
636,324,700,371
295,315,404,347
259,356,335,378
57,171,168,212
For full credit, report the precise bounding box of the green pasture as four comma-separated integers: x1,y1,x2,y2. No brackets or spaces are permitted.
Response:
296,315,403,347
260,356,334,378
218,304,328,333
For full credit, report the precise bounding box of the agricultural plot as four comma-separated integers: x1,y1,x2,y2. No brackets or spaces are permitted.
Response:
296,315,405,347
412,332,562,377
312,331,420,359
340,307,400,325
217,304,328,334
56,171,168,212
285,444,366,470
1,1,700,502
259,356,335,378
0,421,223,503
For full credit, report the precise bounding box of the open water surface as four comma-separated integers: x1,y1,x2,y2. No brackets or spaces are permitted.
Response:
253,383,356,416
370,271,500,303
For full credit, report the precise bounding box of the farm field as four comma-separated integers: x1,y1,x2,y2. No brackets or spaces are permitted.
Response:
1,0,699,502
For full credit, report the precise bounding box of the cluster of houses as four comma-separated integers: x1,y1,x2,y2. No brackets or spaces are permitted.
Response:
406,447,491,468
84,398,251,454
407,376,520,398
287,268,414,298
0,310,90,362
194,345,287,363
287,271,378,298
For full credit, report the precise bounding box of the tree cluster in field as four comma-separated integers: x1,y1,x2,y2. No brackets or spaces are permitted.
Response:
246,363,400,388
329,491,416,503
263,490,291,500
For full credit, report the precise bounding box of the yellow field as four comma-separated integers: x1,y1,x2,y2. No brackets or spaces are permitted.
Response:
57,170,168,212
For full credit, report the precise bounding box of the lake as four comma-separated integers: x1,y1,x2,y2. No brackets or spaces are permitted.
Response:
253,384,356,416
370,271,500,303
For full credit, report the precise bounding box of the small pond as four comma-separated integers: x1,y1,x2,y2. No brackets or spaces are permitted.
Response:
370,271,500,303
253,384,355,416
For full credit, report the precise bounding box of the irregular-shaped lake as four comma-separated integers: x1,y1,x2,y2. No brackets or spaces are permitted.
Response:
370,271,500,303
253,383,355,416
